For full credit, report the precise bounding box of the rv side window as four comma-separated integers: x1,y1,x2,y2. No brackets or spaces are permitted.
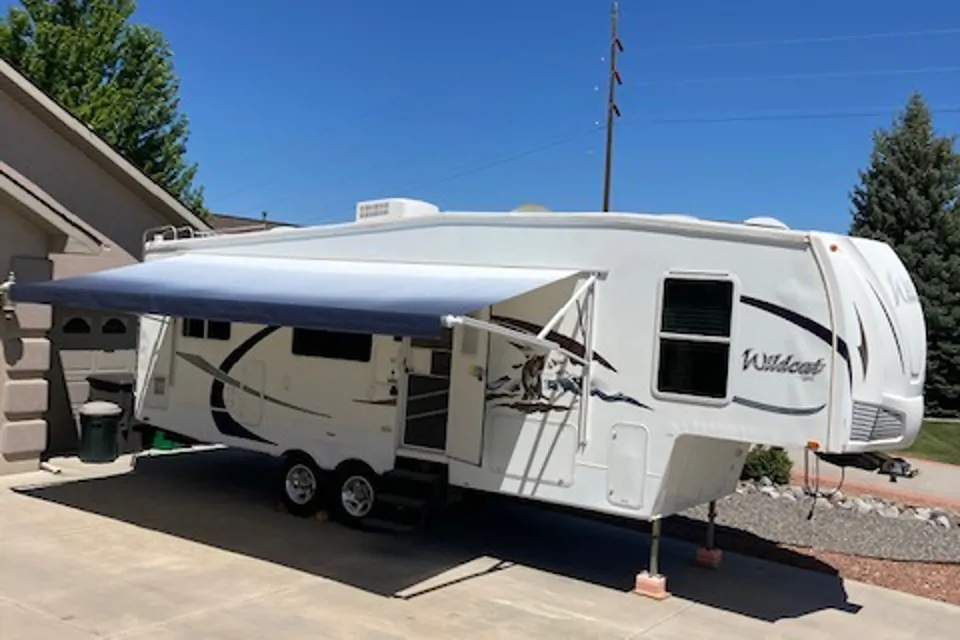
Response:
291,328,372,363
657,278,734,399
181,318,232,341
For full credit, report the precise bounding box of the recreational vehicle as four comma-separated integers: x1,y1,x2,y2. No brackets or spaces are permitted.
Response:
5,199,927,539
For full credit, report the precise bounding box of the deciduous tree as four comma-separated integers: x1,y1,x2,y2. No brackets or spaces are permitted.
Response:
0,0,206,216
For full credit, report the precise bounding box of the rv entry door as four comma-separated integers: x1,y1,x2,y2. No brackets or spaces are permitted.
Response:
445,307,490,465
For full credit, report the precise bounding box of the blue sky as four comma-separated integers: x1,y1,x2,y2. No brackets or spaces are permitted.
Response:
52,1,960,230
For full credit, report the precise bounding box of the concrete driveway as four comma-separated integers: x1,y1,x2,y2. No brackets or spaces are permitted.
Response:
1,448,958,639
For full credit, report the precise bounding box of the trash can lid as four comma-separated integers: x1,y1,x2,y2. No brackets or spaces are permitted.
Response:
79,400,123,417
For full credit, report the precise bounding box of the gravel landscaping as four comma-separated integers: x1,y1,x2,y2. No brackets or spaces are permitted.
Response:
678,478,960,562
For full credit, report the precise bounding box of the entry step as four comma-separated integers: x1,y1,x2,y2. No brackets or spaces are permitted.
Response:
378,493,429,510
362,517,418,535
387,468,444,484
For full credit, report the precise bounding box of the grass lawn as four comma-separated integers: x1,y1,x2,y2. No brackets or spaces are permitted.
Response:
900,420,960,465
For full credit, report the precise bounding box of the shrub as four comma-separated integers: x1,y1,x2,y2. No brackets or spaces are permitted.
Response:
741,445,793,485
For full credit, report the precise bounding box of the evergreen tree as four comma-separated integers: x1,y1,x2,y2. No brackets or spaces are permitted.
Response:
850,93,960,416
0,0,206,217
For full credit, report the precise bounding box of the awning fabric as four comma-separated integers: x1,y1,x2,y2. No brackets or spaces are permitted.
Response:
9,253,578,337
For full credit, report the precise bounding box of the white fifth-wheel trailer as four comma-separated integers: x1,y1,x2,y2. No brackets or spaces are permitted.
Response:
6,198,927,544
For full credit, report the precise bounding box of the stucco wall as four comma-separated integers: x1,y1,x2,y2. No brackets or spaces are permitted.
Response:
0,90,176,259
0,87,188,457
0,205,53,475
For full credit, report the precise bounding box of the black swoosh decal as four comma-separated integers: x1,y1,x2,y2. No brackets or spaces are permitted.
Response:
177,352,332,419
490,315,617,372
739,296,851,386
866,281,906,373
854,304,869,379
209,325,281,444
732,396,826,416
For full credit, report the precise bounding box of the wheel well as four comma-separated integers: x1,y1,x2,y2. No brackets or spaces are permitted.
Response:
280,449,316,466
334,458,376,478
280,449,317,464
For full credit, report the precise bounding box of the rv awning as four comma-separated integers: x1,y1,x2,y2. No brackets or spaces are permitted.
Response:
7,253,579,337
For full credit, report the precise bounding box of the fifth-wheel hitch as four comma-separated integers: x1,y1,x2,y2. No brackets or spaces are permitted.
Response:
814,451,919,482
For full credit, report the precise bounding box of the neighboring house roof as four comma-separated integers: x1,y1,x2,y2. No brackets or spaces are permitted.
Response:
0,57,210,232
208,212,300,232
0,161,104,255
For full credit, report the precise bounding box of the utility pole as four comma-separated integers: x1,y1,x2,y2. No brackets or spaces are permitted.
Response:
602,0,623,212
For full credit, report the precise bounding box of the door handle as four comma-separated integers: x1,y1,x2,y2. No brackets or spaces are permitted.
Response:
469,365,485,382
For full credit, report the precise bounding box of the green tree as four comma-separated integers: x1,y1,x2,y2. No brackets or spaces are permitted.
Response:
850,93,960,416
0,0,206,217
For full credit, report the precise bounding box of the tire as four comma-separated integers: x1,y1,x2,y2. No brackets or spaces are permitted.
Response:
331,462,379,527
279,452,326,518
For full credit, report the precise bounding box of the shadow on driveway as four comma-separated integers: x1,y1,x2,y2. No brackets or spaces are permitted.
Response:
14,448,863,623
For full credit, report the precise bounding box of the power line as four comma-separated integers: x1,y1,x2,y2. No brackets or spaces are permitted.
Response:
638,26,960,55
298,104,960,223
634,65,960,87
278,105,960,224
394,124,606,194
405,106,960,190
630,105,960,125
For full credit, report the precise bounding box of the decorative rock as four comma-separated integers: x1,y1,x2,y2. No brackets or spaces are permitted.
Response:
732,478,960,532
854,498,874,516
878,505,901,519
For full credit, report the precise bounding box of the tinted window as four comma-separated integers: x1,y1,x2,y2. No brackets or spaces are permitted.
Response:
207,321,231,341
656,277,734,399
657,339,730,398
661,278,733,337
182,318,205,338
182,318,231,341
292,328,372,362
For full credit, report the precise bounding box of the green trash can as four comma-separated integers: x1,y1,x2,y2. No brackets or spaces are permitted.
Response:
78,400,123,463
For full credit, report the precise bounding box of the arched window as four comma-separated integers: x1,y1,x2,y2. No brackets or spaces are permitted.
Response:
102,318,127,335
62,317,91,334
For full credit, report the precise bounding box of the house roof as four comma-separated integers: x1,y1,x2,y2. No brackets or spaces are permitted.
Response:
208,212,299,232
0,57,210,232
0,162,104,255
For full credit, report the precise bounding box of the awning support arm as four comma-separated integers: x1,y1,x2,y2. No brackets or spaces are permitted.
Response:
578,277,597,449
537,274,599,340
442,314,588,366
442,271,601,449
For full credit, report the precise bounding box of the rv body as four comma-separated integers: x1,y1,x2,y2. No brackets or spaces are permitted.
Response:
125,200,926,521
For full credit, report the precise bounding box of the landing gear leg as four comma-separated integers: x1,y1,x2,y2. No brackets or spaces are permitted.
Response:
634,518,671,600
695,500,723,569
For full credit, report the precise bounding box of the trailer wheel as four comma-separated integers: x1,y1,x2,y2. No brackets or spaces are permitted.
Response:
279,452,326,518
332,462,378,527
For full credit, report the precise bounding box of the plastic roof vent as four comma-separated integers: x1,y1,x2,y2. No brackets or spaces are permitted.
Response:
743,216,790,230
